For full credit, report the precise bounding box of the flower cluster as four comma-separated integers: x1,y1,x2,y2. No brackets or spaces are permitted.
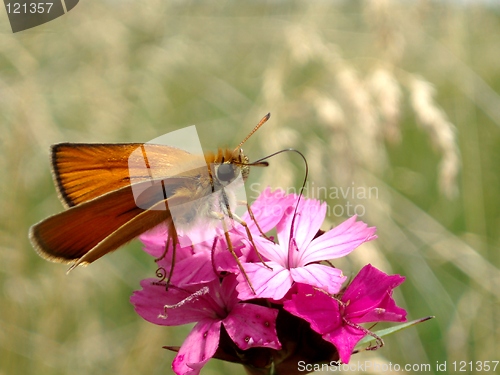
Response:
130,188,407,375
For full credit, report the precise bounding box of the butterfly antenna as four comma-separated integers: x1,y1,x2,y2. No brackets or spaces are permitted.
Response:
233,113,271,154
251,148,308,190
252,148,309,257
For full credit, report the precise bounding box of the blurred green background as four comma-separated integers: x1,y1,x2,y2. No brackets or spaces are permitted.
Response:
1,1,499,374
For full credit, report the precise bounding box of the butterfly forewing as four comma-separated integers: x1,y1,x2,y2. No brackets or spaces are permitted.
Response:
52,143,195,207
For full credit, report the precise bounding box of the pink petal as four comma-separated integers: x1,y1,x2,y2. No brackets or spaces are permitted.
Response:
211,248,240,275
172,319,221,375
130,279,216,326
277,198,326,255
290,264,346,295
169,251,218,286
224,303,281,350
301,216,377,264
342,264,406,322
217,274,242,310
236,262,293,300
353,293,407,323
251,236,288,265
139,223,172,257
283,283,342,334
323,325,366,364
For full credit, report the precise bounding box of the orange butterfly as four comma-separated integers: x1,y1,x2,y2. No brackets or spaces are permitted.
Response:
30,114,271,288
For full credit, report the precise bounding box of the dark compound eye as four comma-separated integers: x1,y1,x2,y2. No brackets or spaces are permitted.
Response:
217,164,236,182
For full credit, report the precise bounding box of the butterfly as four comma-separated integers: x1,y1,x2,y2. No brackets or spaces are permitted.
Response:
29,114,272,290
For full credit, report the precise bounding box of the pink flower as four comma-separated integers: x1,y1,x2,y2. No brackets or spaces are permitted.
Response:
131,189,412,373
283,264,407,363
236,196,377,301
130,275,281,375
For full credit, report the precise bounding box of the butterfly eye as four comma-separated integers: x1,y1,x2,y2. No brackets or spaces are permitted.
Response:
217,164,236,183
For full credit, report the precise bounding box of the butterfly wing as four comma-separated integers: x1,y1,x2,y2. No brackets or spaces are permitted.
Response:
29,177,198,265
51,143,196,207
32,143,233,267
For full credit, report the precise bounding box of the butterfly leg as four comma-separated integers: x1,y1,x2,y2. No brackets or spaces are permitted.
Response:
153,221,178,290
165,222,179,289
210,236,219,276
230,211,273,271
210,210,256,294
240,201,273,242
222,220,256,294
153,235,170,284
